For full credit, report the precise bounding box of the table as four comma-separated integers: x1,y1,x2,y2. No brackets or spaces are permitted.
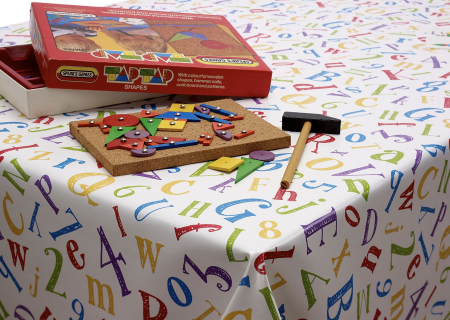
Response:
0,0,449,319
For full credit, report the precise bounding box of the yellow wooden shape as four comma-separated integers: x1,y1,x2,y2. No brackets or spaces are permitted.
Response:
169,103,195,113
158,119,186,132
208,157,245,173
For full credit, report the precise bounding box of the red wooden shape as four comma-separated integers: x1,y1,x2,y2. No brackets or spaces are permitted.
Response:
140,137,159,146
151,136,187,144
140,110,161,118
103,114,140,127
234,130,255,139
107,138,144,151
221,115,244,121
78,120,103,127
99,123,110,134
212,122,235,131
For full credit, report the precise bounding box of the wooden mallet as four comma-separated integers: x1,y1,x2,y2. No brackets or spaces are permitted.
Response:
281,112,341,189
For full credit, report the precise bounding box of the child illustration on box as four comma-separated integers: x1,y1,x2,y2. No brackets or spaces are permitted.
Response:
47,14,167,54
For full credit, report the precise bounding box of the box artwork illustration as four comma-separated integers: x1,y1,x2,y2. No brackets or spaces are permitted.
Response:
30,3,272,97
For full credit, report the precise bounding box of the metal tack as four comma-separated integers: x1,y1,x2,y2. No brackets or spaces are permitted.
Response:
147,119,153,123
118,117,124,121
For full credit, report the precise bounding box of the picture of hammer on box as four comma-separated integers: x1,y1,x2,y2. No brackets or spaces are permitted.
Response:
47,14,167,54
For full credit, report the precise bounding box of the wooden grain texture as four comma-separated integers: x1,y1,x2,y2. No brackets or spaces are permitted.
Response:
69,99,291,176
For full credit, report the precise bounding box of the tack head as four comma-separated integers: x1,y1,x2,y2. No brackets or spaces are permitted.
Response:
118,127,123,131
209,115,215,119
218,123,223,127
180,104,186,108
89,120,95,124
202,107,207,111
175,112,181,116
229,114,235,118
215,107,221,110
169,141,175,145
173,117,179,121
242,130,247,133
147,119,153,123
145,110,151,114
163,137,168,140
134,131,140,135
200,134,205,138
221,131,226,134
142,148,148,153
170,121,175,125
206,135,211,139
118,117,124,121
121,138,127,142
101,125,107,129
132,143,138,147
146,139,153,143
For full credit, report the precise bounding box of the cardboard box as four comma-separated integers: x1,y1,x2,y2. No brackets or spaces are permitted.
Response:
0,44,165,119
30,3,272,98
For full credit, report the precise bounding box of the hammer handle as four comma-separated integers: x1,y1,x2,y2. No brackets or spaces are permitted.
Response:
281,121,312,189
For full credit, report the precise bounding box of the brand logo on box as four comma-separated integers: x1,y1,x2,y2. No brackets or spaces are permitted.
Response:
91,50,193,64
104,66,173,86
196,56,259,67
56,66,99,83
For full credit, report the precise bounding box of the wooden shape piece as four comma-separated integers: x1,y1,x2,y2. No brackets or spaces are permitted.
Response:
208,157,244,173
151,136,186,144
99,123,110,134
107,138,144,151
158,119,187,132
235,157,264,183
194,106,210,115
203,134,214,146
103,114,140,127
194,112,232,124
124,130,150,139
214,130,232,141
141,138,159,146
169,103,195,113
222,115,244,121
200,103,238,116
234,130,255,139
78,120,102,127
140,118,162,136
140,110,161,118
146,140,198,150
249,150,275,162
212,122,235,131
105,126,136,145
155,112,200,122
131,148,156,157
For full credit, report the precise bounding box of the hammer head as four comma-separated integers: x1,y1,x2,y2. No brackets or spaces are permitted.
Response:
282,112,341,134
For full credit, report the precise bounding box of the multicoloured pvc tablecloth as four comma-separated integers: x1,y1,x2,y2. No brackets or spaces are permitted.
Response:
1,0,450,319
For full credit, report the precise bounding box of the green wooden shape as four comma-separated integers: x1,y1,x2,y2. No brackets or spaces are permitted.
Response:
140,69,155,76
169,33,191,42
235,157,264,184
105,126,136,145
140,118,162,136
105,67,121,74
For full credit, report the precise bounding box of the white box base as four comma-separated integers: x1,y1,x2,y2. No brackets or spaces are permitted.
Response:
0,69,166,119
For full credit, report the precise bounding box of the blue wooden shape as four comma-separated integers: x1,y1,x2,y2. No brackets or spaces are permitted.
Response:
154,112,201,122
200,103,238,116
146,140,198,150
193,112,232,124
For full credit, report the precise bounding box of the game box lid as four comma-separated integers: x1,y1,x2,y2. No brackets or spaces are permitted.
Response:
30,2,272,97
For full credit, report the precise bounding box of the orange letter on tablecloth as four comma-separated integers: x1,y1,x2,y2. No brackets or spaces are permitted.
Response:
68,173,115,207
135,236,164,274
86,275,115,315
3,192,24,235
418,166,438,199
223,309,252,320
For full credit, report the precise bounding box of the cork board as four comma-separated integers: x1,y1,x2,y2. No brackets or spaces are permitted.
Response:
145,20,254,57
69,99,291,176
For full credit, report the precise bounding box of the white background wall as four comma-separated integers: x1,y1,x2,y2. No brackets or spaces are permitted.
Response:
1,0,114,27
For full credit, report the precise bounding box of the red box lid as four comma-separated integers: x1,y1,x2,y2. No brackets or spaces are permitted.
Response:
30,2,272,97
